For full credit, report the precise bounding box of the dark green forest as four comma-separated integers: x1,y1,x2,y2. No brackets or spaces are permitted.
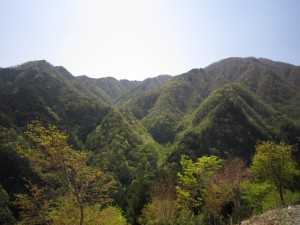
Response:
0,57,300,224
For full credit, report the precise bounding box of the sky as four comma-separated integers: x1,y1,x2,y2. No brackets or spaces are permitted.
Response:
1,0,300,80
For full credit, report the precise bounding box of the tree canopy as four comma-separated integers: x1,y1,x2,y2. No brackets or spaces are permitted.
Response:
251,141,299,206
16,121,118,225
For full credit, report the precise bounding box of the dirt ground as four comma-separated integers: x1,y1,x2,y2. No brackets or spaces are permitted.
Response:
242,205,300,225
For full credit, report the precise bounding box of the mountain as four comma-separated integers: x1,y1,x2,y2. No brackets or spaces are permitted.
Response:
0,60,171,223
86,107,162,184
76,74,172,105
169,84,300,163
205,57,300,119
123,57,300,148
0,57,300,224
1,57,299,151
0,60,109,145
76,76,140,102
0,60,171,139
115,75,172,104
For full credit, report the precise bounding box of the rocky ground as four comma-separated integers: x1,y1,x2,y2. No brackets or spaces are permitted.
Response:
242,205,300,225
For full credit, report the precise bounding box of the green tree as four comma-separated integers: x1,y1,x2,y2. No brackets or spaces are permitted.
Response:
242,181,274,213
49,195,127,225
16,121,115,225
0,185,15,225
176,155,222,215
251,141,299,207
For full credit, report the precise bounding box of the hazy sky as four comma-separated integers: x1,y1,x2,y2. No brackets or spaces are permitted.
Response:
1,0,299,80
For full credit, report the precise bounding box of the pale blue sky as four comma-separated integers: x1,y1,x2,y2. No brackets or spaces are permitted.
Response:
1,0,299,80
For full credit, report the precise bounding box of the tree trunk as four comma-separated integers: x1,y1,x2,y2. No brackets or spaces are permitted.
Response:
278,182,285,207
74,189,84,225
235,199,241,225
79,202,84,225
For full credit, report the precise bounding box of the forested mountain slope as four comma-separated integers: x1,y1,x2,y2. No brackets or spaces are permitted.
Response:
205,57,300,119
169,84,300,163
0,57,299,224
0,60,109,144
0,60,171,224
123,57,300,149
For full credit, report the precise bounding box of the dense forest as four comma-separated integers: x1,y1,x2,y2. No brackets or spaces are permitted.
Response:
0,57,300,224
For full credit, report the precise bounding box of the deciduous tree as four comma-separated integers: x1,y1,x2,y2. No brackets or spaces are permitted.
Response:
16,121,115,225
139,177,177,225
176,155,222,214
251,141,299,207
204,158,250,225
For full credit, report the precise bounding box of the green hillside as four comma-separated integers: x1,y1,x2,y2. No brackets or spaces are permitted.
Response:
169,84,300,163
0,57,299,224
86,107,162,184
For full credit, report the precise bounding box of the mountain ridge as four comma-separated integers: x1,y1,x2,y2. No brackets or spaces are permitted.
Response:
1,56,300,224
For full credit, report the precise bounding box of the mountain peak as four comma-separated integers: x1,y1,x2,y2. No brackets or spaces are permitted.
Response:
16,60,53,69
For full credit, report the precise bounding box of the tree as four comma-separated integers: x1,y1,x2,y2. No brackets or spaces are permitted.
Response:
251,141,299,207
242,181,274,213
218,158,250,225
49,195,127,225
139,177,177,225
204,158,250,225
16,121,115,225
0,185,16,225
14,182,51,225
203,178,231,225
176,155,222,215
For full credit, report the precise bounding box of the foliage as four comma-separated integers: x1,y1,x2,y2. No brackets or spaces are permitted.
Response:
203,179,232,222
16,121,115,225
0,185,15,225
251,141,299,206
1,58,300,224
87,108,160,184
176,155,223,213
14,182,52,225
203,158,250,225
139,198,177,225
92,206,127,225
122,177,152,225
176,208,205,225
0,126,36,222
49,195,127,225
218,158,250,224
86,108,161,223
139,177,177,225
242,181,275,213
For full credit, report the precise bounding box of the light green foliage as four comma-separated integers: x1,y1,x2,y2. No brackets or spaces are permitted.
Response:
176,155,222,211
93,206,127,225
251,141,299,206
87,108,160,184
176,208,204,225
139,199,177,225
16,121,116,225
242,181,275,213
86,108,161,223
50,195,127,225
259,189,300,212
139,177,177,225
